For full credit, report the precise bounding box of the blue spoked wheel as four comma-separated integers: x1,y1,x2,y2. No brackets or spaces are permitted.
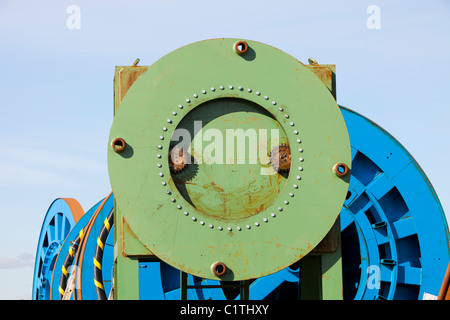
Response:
32,198,84,300
340,106,450,300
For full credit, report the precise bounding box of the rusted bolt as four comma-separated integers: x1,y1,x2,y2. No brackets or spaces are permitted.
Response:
269,144,291,173
211,261,227,277
234,41,248,55
168,146,187,173
333,162,349,177
111,138,126,153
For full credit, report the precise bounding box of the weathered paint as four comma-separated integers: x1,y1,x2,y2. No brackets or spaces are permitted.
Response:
108,38,351,284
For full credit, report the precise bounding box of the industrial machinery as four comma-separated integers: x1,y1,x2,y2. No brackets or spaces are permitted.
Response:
32,38,450,300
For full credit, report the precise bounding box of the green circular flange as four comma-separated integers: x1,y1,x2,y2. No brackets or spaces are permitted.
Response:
108,38,351,281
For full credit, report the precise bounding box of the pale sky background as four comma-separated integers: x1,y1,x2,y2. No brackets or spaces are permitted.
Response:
0,0,449,299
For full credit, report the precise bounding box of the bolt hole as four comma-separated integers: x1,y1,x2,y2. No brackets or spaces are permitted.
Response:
234,41,248,55
112,138,125,153
333,162,348,177
211,262,227,277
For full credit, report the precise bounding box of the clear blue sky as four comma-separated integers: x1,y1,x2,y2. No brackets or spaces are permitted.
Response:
0,0,449,299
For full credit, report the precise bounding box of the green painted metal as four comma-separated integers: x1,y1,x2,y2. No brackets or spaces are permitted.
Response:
108,38,351,286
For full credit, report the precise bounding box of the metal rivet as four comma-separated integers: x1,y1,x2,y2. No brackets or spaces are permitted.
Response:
297,139,301,143
296,176,301,180
272,101,276,105
237,226,242,231
229,85,234,89
279,107,283,111
211,87,215,91
171,198,175,202
238,86,243,90
177,205,181,209
293,184,298,189
166,190,171,194
192,217,197,221
172,112,177,115
184,211,189,216
209,224,214,229
299,158,304,162
284,200,289,204
247,88,252,92
158,145,162,149
271,213,276,217
264,96,269,100
285,114,289,119
218,226,223,231
263,218,268,222
246,225,251,229
227,227,232,231
290,122,294,126
178,105,183,109
193,94,198,98
289,193,294,197
200,221,205,225
294,130,299,135
278,207,283,211
220,85,224,90
298,148,303,152
202,90,206,94
186,98,190,103
167,119,172,123
157,163,162,168
159,173,164,177
255,222,260,226
160,136,164,140
163,127,168,131
162,181,166,186
157,154,161,158
298,167,303,171
256,91,261,96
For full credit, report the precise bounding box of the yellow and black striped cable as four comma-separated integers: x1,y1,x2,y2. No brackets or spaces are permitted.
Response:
58,228,84,299
93,208,114,300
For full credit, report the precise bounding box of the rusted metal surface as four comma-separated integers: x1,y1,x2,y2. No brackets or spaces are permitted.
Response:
306,64,336,99
168,146,188,173
269,144,291,172
113,64,148,114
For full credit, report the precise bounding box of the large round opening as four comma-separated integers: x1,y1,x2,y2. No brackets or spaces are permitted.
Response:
169,98,290,220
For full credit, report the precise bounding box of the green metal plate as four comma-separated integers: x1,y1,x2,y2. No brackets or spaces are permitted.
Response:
108,38,351,281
